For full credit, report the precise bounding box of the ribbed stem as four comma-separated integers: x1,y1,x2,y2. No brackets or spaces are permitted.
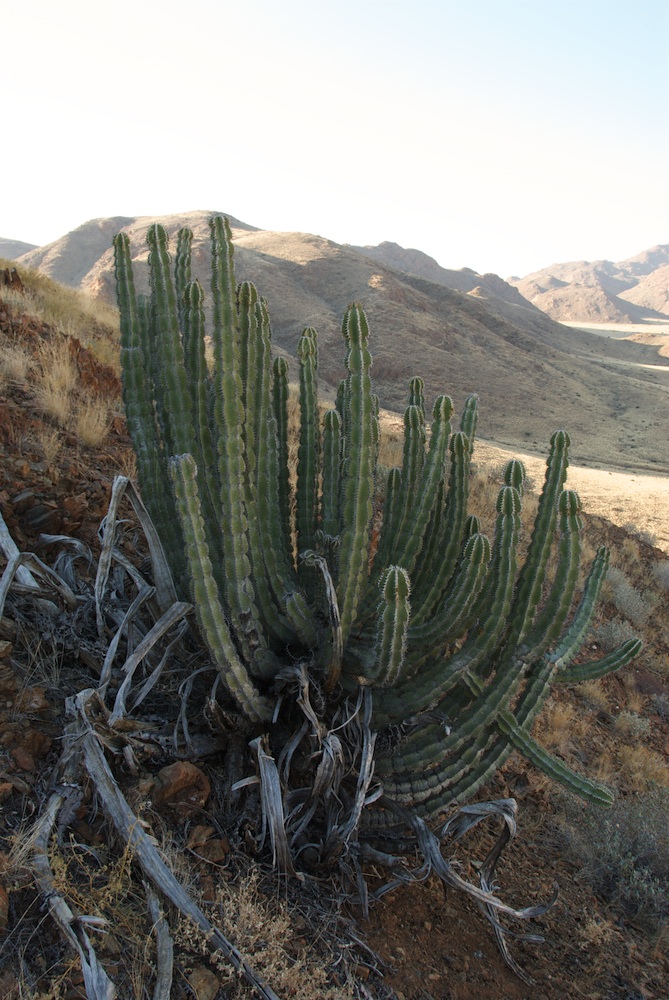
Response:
337,305,375,647
170,455,272,722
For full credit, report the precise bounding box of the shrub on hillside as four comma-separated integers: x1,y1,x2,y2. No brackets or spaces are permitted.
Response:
558,786,669,933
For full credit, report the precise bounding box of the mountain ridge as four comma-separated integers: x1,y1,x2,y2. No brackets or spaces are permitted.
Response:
3,212,668,473
4,218,666,324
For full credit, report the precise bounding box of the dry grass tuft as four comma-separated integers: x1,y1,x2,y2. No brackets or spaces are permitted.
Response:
0,341,32,383
74,394,112,447
613,710,651,739
592,749,617,785
536,699,578,755
33,336,77,426
1,256,121,379
577,915,618,951
622,681,647,715
535,698,594,765
180,867,353,999
21,333,113,447
34,426,63,464
576,679,610,712
618,745,669,791
0,255,120,340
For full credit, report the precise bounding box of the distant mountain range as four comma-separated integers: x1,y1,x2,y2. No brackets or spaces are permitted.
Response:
2,213,668,472
5,222,668,327
0,238,38,260
508,246,669,323
350,241,668,323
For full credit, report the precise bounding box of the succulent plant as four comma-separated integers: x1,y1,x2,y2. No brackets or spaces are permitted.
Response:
114,216,641,831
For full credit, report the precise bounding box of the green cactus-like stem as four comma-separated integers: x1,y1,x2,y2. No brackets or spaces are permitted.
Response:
114,232,159,495
373,467,403,572
390,404,426,556
509,430,570,646
113,231,185,590
296,329,320,569
504,458,526,495
254,298,316,645
408,532,490,654
114,213,643,825
391,396,452,579
366,566,411,687
238,281,261,462
175,226,193,319
550,547,610,669
181,278,225,580
410,396,479,620
237,284,296,645
170,455,272,723
321,409,342,538
373,485,521,727
558,637,642,684
412,429,473,623
146,224,196,459
495,710,614,806
337,305,375,647
209,217,270,676
520,489,583,660
408,375,425,412
272,356,293,561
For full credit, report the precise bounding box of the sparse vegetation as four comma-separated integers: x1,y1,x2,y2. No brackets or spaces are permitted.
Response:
576,678,611,712
592,616,641,652
33,425,63,464
33,335,78,425
653,560,669,592
613,710,651,738
652,692,669,721
558,786,669,934
618,745,669,791
74,393,112,447
0,255,120,372
604,564,657,628
0,340,32,384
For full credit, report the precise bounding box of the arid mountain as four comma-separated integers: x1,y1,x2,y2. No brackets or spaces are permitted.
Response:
347,240,531,309
0,237,37,260
617,263,669,315
510,245,669,323
13,212,669,473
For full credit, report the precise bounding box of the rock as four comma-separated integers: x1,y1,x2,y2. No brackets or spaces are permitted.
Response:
151,761,210,818
196,839,230,864
11,745,35,771
186,963,220,1000
185,824,216,849
0,267,24,293
14,686,49,714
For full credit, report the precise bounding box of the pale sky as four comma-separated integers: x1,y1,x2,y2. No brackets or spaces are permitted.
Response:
3,0,668,277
